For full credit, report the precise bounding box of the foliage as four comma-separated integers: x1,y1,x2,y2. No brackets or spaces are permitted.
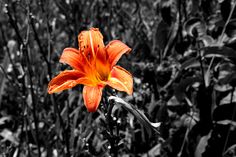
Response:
0,0,236,157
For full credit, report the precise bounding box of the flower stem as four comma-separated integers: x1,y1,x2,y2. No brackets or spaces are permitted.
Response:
104,92,118,157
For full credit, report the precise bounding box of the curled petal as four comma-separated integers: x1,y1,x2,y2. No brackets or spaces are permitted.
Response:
48,70,93,94
106,40,131,67
83,85,103,112
107,66,133,95
78,28,105,58
60,48,86,72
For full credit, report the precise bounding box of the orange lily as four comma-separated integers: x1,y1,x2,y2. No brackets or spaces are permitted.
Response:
48,28,133,112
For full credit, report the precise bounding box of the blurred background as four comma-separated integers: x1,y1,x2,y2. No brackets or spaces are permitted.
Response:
1,0,236,156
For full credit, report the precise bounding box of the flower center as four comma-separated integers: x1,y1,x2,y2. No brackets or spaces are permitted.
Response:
95,58,110,82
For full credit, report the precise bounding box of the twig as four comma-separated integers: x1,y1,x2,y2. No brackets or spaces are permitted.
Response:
65,100,71,157
218,0,236,44
177,110,195,157
22,11,42,157
30,15,52,80
5,4,23,44
5,3,41,156
222,87,236,155
0,24,18,77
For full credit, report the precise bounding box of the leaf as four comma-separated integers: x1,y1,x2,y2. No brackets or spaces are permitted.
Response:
223,144,236,156
198,35,215,47
0,129,19,145
194,131,212,157
175,77,201,102
217,62,236,87
219,72,236,86
108,96,161,134
225,37,236,50
219,91,236,105
218,63,236,79
204,65,211,87
225,19,236,38
202,46,236,62
216,120,236,127
180,113,198,129
167,96,180,106
155,20,170,50
184,18,206,37
181,57,200,70
220,0,236,21
214,84,232,92
0,116,11,125
213,102,236,121
162,14,179,58
142,143,161,157
13,148,19,157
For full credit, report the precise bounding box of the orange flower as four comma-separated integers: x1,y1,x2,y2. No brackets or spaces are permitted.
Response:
48,28,133,112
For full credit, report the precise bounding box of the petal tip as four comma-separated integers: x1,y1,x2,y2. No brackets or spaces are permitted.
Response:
83,86,103,112
48,90,52,94
90,27,99,31
47,86,56,94
106,40,132,66
86,106,98,112
83,100,100,112
127,90,133,95
126,47,132,54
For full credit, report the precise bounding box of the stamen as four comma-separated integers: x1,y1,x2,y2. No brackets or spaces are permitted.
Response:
89,31,96,58
87,53,91,61
80,50,92,68
95,44,99,57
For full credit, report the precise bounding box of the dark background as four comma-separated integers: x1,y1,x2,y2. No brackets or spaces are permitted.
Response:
0,0,236,156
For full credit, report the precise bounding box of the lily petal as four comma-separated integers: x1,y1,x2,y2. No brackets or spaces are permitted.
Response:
48,70,93,94
107,66,133,95
83,85,103,112
60,48,86,72
78,28,105,58
106,40,131,67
